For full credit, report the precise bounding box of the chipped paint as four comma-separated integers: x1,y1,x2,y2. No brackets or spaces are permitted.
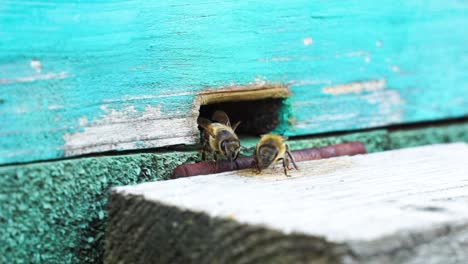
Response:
78,117,88,126
322,80,386,96
101,92,196,103
303,37,313,45
48,105,63,110
294,113,359,129
63,106,197,156
288,79,332,87
258,57,291,62
337,50,370,58
362,89,405,126
30,59,42,72
391,65,401,72
0,72,68,85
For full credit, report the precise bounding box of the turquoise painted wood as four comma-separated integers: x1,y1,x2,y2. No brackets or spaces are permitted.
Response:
1,0,467,164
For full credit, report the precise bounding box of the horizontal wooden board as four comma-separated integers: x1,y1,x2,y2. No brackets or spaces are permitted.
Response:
108,143,468,263
1,1,467,164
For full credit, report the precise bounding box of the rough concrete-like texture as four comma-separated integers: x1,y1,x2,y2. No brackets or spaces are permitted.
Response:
241,122,468,156
107,143,468,264
1,122,467,263
0,151,198,264
387,123,468,150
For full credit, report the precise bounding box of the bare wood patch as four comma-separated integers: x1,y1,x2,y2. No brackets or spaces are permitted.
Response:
63,83,291,157
0,72,69,85
322,79,386,96
63,106,197,157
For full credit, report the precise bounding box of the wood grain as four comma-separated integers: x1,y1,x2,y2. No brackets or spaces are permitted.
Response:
1,1,467,164
107,143,468,263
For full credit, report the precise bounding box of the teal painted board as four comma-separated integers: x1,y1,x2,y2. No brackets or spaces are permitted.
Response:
1,0,467,164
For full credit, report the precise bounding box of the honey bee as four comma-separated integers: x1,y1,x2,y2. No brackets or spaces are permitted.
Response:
253,134,298,176
197,110,241,169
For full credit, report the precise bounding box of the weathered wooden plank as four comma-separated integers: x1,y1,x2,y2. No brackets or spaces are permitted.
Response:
107,143,468,263
1,1,467,164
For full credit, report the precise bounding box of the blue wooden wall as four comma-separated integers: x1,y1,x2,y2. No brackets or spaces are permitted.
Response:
1,0,467,164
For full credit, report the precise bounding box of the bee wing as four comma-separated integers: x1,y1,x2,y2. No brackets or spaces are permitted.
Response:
212,110,231,126
197,117,216,137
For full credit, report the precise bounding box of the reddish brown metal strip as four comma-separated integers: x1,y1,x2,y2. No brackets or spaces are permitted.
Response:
172,141,366,179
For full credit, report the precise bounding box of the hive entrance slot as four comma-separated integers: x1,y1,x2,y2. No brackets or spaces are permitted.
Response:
199,99,283,135
196,84,291,136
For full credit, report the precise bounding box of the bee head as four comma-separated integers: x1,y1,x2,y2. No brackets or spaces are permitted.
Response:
256,145,277,170
221,140,240,167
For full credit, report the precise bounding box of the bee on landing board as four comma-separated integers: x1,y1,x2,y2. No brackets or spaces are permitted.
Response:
197,110,241,169
253,134,298,176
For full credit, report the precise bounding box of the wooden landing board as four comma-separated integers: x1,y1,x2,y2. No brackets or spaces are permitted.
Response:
1,1,468,164
106,143,468,263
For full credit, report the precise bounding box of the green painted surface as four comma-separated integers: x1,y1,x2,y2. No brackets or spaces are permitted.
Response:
1,0,467,164
0,151,199,263
1,122,467,263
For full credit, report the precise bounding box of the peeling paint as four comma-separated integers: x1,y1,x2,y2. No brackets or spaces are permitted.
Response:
363,90,405,126
288,79,332,87
63,106,196,156
63,82,291,158
48,105,63,110
322,80,386,96
294,113,359,130
101,92,196,103
303,37,313,45
30,59,42,73
0,72,68,85
95,105,163,125
337,50,370,58
258,57,291,62
391,65,401,72
78,117,88,126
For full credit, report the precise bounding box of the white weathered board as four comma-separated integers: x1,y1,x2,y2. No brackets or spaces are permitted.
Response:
107,143,468,263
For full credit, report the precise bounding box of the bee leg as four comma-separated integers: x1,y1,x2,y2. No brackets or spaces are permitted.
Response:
286,144,298,170
251,159,261,174
282,158,291,177
213,152,219,172
230,160,235,170
201,148,207,161
199,141,205,161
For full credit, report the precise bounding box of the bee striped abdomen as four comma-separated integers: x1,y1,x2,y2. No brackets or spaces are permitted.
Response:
257,136,286,160
254,134,294,174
